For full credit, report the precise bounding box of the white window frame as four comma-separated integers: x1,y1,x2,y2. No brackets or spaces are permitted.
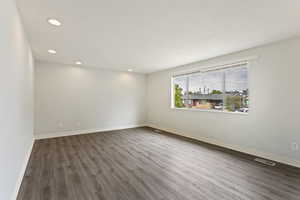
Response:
170,58,254,115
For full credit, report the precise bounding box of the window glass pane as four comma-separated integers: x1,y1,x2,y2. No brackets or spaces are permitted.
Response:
224,66,249,113
188,70,223,110
173,76,187,108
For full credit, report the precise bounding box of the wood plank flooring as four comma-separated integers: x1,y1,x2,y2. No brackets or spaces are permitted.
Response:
17,127,300,200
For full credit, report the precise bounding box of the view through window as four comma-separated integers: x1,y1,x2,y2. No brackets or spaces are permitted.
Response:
173,63,249,113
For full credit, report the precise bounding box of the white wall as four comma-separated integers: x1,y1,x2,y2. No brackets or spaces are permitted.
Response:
0,1,34,200
34,61,147,138
147,37,300,167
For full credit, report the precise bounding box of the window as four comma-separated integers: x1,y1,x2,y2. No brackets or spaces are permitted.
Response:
172,62,249,113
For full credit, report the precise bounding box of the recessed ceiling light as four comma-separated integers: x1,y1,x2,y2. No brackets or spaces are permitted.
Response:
75,61,82,65
48,49,57,54
127,69,133,72
47,18,62,26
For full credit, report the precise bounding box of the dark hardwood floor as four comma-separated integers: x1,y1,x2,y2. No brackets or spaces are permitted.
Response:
17,127,300,200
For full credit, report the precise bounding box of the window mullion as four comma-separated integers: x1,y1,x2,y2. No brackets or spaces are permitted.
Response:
222,71,226,111
186,76,190,107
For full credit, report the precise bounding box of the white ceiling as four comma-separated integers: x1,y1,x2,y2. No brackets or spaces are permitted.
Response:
16,0,300,73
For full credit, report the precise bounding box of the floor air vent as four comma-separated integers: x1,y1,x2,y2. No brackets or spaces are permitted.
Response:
254,158,276,166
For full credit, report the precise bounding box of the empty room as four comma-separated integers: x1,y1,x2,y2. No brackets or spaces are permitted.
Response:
1,0,300,199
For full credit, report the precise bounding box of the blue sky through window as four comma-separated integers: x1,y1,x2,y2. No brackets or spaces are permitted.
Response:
173,66,248,93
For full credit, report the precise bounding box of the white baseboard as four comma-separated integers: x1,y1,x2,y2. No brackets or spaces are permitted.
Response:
11,138,34,200
147,123,300,169
34,124,146,140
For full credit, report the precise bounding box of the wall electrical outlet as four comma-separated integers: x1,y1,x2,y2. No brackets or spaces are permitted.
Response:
291,142,299,151
58,121,63,128
76,122,81,128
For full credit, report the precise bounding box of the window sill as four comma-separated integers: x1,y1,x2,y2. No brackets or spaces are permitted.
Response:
171,107,249,115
